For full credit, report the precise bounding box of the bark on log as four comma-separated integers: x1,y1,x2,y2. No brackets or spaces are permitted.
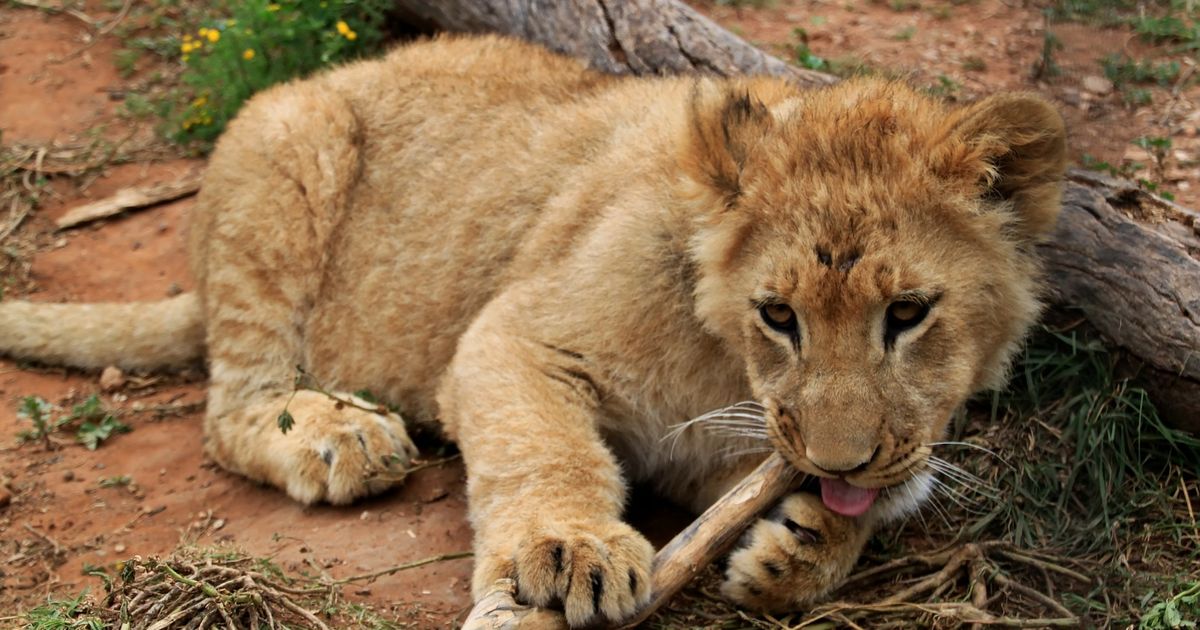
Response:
388,0,1200,433
461,453,799,629
389,0,835,87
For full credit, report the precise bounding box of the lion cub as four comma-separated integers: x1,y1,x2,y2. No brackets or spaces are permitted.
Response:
0,35,1065,625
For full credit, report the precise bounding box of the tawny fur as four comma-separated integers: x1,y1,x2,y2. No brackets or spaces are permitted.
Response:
0,35,1066,625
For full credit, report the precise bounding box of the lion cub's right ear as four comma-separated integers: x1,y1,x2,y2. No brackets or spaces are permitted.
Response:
679,80,774,208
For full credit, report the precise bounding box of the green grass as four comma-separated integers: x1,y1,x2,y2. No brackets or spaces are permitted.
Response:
1103,54,1182,87
936,326,1200,624
22,593,104,630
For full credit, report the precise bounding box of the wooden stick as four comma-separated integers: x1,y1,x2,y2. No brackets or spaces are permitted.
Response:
55,170,203,229
462,453,798,629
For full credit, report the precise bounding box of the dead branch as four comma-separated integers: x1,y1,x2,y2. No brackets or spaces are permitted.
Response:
462,453,798,629
55,169,203,229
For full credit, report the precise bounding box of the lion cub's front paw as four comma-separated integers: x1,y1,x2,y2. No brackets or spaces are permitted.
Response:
721,493,864,613
478,520,653,627
268,391,417,505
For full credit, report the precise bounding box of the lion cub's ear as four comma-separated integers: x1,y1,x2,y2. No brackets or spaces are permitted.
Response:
680,80,774,207
943,93,1068,241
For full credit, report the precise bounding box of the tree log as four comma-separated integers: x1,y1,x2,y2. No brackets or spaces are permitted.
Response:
389,0,835,87
388,0,1200,433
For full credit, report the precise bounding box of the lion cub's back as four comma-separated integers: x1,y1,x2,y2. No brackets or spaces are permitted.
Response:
192,36,625,425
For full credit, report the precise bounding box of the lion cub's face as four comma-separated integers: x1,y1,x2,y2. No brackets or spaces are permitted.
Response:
682,79,1066,520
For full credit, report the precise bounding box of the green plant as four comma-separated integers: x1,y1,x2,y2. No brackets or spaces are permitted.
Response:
98,475,133,488
113,48,141,78
118,93,157,120
1132,13,1196,44
891,25,917,40
15,395,130,449
22,592,103,630
1081,152,1141,179
1142,582,1200,629
169,0,391,144
791,28,828,71
16,396,61,444
1033,19,1063,79
1132,135,1173,198
962,55,987,72
1103,54,1182,87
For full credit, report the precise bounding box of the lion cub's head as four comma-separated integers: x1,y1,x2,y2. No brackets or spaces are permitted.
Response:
679,78,1066,521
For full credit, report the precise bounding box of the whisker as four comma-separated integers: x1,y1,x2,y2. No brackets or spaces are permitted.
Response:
927,457,998,493
900,479,932,530
929,441,1012,468
928,477,988,514
662,400,767,459
702,412,767,423
711,428,770,441
925,467,999,502
719,446,776,461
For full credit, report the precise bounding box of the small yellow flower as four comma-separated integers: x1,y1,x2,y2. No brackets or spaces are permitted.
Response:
183,33,193,41
206,29,220,43
336,20,350,34
267,3,280,10
192,96,207,107
345,30,357,40
243,48,255,60
198,27,209,37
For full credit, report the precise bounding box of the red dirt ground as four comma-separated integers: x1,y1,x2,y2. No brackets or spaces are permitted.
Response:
0,0,1193,626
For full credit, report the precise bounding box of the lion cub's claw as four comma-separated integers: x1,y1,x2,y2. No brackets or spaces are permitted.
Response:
721,493,860,613
271,391,417,505
506,520,653,627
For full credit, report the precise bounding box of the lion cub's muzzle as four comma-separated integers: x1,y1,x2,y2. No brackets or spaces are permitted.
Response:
763,399,927,518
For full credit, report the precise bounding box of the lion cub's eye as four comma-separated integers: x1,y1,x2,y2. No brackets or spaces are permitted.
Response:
884,300,930,346
759,303,798,335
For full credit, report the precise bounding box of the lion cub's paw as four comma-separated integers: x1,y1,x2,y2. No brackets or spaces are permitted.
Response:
271,391,417,505
479,520,654,627
721,493,862,613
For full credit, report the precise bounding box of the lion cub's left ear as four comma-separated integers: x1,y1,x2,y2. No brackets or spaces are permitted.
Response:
942,94,1068,241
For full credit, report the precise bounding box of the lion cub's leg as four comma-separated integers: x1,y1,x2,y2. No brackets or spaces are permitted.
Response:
196,85,417,505
720,492,871,612
438,317,653,628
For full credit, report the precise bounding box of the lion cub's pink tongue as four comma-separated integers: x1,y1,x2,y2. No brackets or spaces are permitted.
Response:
819,478,879,517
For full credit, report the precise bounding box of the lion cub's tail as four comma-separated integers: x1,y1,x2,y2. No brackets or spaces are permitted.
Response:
0,293,205,370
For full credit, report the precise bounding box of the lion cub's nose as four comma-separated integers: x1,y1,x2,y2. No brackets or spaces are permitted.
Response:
805,444,879,474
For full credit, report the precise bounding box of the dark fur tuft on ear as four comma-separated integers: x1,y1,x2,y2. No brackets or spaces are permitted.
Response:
680,80,773,207
942,93,1068,241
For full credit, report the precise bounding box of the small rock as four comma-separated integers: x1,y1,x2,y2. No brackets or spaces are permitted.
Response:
0,488,11,509
359,510,371,521
99,366,126,391
1081,75,1114,96
62,470,75,482
114,543,126,553
165,282,183,297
